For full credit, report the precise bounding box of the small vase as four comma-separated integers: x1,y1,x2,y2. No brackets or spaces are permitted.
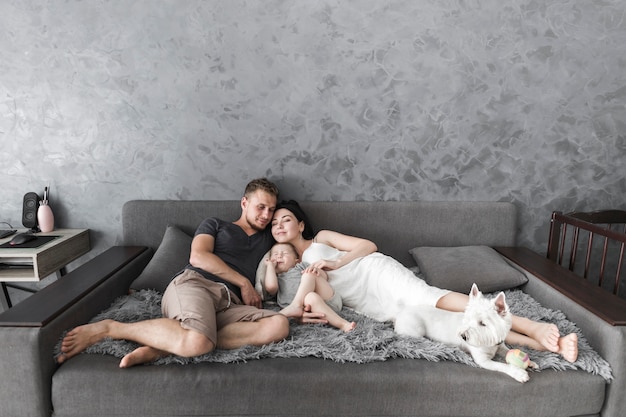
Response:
37,202,55,233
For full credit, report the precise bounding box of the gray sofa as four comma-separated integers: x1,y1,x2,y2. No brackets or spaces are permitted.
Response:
0,200,624,417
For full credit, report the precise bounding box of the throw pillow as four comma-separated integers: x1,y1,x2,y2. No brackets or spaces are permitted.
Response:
409,245,528,294
130,225,193,293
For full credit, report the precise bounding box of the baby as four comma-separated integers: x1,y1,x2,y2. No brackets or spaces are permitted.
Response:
264,242,356,332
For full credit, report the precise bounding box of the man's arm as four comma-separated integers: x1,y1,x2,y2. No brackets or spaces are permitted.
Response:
188,234,262,308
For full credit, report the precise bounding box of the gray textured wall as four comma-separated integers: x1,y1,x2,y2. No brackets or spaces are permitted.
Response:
1,0,625,262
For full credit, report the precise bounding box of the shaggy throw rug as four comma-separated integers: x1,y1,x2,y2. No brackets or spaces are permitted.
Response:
59,288,612,382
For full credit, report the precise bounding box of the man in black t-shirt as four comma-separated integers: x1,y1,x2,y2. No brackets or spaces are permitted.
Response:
185,216,273,301
58,178,290,367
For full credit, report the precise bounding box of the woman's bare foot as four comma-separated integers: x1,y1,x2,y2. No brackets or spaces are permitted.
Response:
120,346,165,368
57,320,115,364
526,321,560,352
558,333,578,363
280,304,304,318
340,321,357,332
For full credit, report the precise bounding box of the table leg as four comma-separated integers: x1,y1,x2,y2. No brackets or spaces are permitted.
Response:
0,282,12,311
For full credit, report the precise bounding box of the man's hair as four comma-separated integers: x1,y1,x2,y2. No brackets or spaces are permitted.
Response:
244,178,279,198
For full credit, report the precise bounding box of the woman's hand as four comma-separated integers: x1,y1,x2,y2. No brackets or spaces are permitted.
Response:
310,259,339,271
303,264,329,280
304,264,328,274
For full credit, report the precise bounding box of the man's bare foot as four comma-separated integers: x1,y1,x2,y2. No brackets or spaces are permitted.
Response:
558,333,578,363
57,320,115,364
526,321,560,352
280,304,304,318
340,321,357,332
120,346,165,368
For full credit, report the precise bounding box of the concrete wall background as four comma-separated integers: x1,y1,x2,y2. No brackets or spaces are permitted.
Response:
1,0,625,264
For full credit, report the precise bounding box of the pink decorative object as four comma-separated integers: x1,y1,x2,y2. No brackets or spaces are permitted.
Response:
37,201,55,233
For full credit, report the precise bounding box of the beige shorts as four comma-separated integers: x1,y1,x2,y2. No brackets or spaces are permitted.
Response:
161,269,280,345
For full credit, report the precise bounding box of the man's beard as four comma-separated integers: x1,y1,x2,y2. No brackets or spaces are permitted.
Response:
247,216,266,232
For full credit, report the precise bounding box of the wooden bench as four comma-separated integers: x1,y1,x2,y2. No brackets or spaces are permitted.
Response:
497,209,626,326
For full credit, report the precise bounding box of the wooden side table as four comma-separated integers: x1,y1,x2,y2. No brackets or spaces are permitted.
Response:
0,229,90,309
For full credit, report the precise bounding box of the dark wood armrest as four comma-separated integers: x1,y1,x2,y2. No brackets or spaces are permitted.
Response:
0,246,149,327
494,246,626,326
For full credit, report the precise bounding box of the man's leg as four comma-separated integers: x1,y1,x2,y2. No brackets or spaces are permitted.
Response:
57,316,214,365
58,308,288,368
59,271,219,366
216,313,289,350
119,346,166,368
58,272,288,366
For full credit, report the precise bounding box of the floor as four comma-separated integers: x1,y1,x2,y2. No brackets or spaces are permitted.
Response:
1,274,57,313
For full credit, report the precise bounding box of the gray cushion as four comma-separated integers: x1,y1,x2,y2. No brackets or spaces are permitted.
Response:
409,245,528,294
130,225,192,293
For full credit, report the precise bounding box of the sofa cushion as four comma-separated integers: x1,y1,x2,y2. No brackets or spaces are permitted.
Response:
130,225,192,293
51,355,606,417
409,245,528,294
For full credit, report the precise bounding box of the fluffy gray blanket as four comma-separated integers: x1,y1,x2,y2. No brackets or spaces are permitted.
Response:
74,289,612,382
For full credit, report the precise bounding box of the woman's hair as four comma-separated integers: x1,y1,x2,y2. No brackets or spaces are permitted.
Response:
276,200,315,239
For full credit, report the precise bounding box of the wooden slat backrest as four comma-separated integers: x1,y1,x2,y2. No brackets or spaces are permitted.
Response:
547,210,626,295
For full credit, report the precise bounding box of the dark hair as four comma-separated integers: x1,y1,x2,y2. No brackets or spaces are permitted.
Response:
244,178,279,198
276,200,315,239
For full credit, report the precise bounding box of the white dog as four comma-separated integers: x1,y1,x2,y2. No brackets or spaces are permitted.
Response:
394,283,537,383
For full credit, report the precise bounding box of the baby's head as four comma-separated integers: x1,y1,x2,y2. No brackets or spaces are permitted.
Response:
269,242,299,273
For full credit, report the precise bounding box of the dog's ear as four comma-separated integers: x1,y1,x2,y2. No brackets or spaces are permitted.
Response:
469,283,481,299
493,292,509,317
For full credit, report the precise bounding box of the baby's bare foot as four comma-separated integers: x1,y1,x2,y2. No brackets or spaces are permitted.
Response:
280,304,304,318
558,333,578,363
341,321,357,333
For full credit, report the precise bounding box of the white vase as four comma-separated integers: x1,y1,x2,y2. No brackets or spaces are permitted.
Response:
37,203,55,233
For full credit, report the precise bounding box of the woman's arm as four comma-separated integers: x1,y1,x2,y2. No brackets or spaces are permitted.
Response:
311,230,377,271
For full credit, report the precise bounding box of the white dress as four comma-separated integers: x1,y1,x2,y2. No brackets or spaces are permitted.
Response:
301,242,450,322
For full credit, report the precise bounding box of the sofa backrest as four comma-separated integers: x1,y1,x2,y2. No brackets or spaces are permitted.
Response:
122,200,517,267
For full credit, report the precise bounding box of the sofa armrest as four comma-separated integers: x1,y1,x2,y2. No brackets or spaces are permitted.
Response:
494,246,626,326
0,246,152,417
495,246,626,417
0,246,150,327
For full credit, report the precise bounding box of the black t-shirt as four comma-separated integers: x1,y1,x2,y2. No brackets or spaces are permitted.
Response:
186,217,273,299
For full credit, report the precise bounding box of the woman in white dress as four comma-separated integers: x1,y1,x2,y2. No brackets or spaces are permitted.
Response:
270,200,578,362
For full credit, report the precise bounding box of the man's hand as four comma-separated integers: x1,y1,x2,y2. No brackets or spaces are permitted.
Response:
240,281,262,309
297,304,328,325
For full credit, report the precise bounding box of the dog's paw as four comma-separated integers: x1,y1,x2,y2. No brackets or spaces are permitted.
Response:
527,360,538,370
508,365,530,383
